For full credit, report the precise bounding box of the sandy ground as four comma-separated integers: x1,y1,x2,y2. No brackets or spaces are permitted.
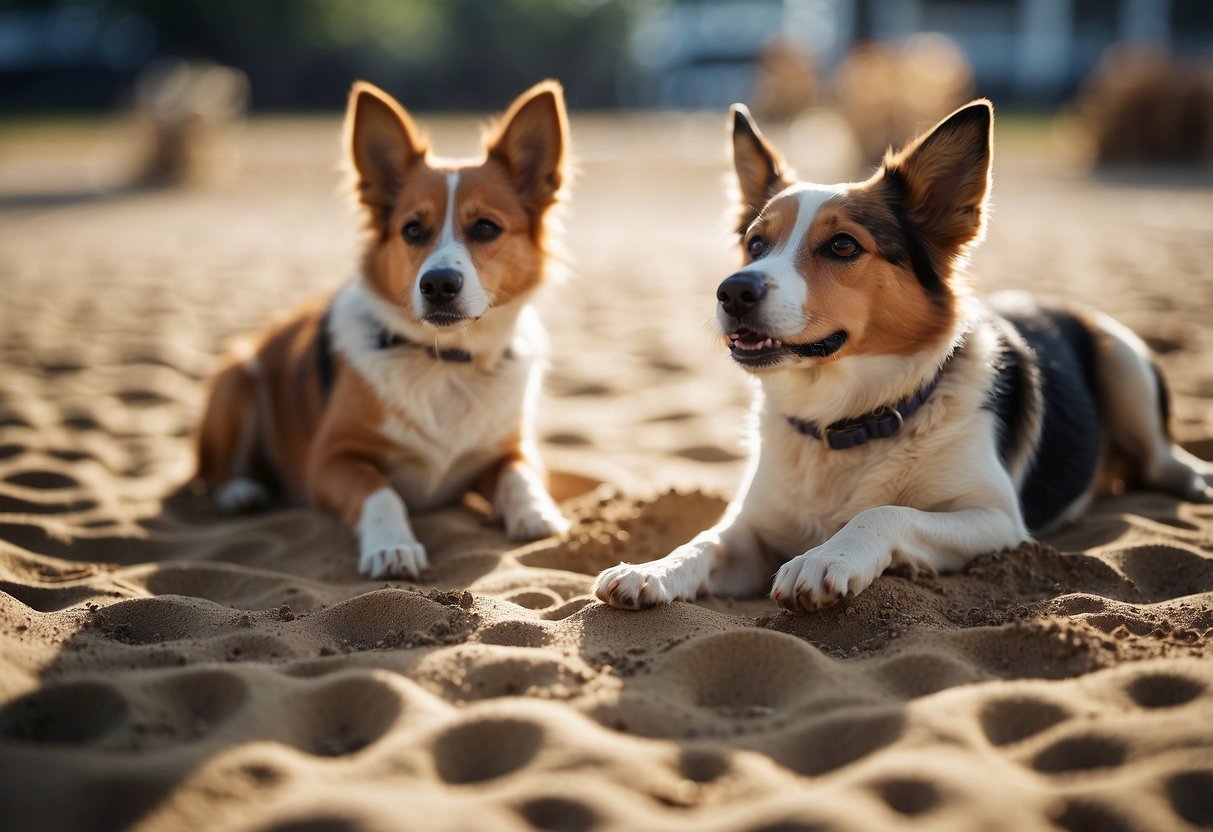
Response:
1,112,1212,832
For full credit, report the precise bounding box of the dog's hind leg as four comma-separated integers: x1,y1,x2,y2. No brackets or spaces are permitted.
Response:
1088,312,1213,502
195,354,271,512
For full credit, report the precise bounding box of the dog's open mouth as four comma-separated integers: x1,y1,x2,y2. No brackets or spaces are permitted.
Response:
727,330,785,364
727,329,848,365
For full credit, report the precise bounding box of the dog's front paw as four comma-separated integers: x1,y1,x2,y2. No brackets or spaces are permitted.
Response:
503,501,571,542
592,562,699,610
769,547,876,612
359,540,429,580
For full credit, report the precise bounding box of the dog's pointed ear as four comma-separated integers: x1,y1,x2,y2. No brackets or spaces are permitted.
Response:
882,99,993,252
731,103,792,233
346,81,425,218
487,80,569,215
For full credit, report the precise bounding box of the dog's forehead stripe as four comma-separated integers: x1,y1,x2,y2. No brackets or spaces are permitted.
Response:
420,172,475,276
438,172,459,245
742,183,845,273
784,184,844,254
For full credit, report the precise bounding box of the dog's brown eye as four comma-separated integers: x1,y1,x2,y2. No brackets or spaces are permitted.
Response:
469,219,502,243
827,234,860,259
747,236,767,259
403,221,426,244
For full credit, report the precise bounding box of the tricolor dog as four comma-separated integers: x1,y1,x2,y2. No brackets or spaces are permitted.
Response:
595,99,1213,611
194,80,571,578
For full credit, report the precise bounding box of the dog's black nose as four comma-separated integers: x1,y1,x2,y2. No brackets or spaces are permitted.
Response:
419,268,463,305
717,273,767,317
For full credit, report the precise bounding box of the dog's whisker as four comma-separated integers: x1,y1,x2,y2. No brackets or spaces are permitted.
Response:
699,316,727,337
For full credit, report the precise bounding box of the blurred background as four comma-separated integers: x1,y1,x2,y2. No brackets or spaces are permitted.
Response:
1,0,1212,493
4,0,1212,110
4,0,1213,185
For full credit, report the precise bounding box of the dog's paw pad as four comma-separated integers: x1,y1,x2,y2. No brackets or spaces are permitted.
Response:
359,541,429,580
213,477,269,514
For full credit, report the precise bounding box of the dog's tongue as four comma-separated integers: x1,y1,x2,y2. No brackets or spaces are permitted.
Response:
729,332,782,351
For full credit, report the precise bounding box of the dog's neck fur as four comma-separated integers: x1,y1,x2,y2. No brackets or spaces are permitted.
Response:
761,309,973,428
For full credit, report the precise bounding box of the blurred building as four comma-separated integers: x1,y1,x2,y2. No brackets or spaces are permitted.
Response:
0,4,156,109
3,0,1211,112
627,0,1213,107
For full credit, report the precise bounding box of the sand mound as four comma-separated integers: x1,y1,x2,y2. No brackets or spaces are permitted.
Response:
2,116,1212,832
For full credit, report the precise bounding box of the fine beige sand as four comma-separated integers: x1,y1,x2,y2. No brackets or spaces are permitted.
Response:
1,114,1212,832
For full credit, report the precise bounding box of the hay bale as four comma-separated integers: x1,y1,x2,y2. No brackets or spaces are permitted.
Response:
133,58,251,187
833,34,974,161
1076,46,1213,167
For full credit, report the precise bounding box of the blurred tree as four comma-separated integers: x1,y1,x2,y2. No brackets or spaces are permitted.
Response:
2,0,641,110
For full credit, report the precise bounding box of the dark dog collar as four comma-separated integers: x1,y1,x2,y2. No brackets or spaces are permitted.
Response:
376,328,474,363
375,323,518,365
786,353,953,450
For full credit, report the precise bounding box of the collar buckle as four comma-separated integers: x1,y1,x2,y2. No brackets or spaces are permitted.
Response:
876,403,905,433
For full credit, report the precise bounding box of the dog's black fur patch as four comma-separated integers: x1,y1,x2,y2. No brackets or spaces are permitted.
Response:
879,169,948,298
842,198,909,271
986,322,1034,467
1150,360,1172,439
315,303,336,400
986,303,1102,532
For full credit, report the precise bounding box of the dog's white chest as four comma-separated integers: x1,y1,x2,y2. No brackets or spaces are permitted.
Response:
372,354,532,509
743,419,931,558
742,373,1010,561
328,279,543,512
754,455,882,556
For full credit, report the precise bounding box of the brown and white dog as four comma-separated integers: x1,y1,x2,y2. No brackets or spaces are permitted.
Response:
594,99,1213,612
194,80,571,579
